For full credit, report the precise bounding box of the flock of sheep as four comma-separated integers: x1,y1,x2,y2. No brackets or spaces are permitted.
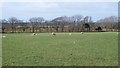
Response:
2,32,118,38
1,32,84,38
31,32,84,36
30,32,84,44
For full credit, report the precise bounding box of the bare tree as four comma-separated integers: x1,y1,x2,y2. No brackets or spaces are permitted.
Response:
96,16,118,31
44,21,50,32
8,17,19,33
29,17,44,33
19,20,28,32
71,15,83,32
0,19,8,33
80,16,90,32
51,16,68,32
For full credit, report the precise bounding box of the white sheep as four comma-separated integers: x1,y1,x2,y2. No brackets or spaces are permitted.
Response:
52,32,56,35
69,33,72,35
81,32,84,34
2,36,6,38
32,33,37,36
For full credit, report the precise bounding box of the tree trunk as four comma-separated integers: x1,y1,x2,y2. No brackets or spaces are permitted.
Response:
2,28,5,33
32,27,35,33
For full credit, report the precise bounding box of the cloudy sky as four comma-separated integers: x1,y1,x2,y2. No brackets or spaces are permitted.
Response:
1,2,118,21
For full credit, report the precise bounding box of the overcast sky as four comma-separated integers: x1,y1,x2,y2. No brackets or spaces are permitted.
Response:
1,2,118,21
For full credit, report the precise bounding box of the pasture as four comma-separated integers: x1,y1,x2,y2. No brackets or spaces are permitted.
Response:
2,32,118,66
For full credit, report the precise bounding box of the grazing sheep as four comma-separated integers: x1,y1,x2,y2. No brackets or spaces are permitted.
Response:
69,33,72,35
32,33,37,36
2,36,6,38
52,32,56,35
81,32,84,34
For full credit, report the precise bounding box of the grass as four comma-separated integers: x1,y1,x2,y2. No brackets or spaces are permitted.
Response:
2,32,118,66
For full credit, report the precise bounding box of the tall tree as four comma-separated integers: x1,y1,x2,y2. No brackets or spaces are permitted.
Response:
0,19,8,33
72,15,83,32
84,23,90,32
97,16,118,31
8,17,19,33
81,16,90,32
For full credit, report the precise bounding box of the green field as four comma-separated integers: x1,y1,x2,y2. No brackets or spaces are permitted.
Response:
2,32,118,66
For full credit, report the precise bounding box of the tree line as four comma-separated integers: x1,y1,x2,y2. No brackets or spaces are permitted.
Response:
0,15,118,33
